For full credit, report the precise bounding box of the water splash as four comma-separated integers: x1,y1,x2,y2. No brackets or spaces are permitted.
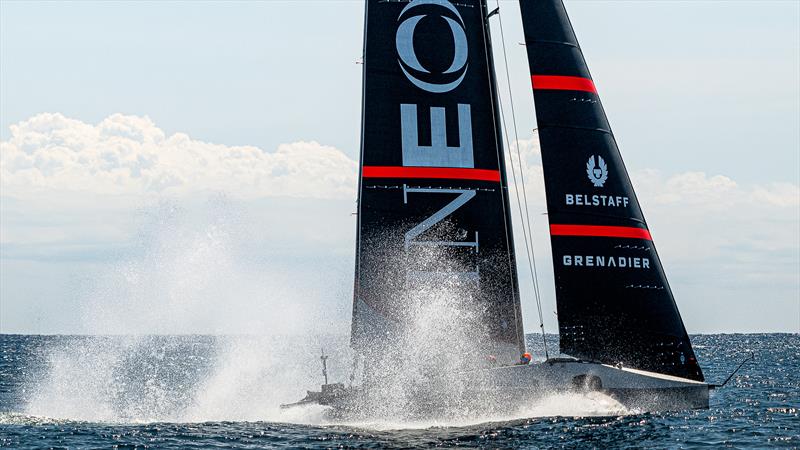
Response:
20,334,629,426
22,199,350,423
19,200,629,427
79,199,344,336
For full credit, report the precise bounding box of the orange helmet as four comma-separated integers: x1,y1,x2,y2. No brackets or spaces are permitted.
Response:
521,352,532,363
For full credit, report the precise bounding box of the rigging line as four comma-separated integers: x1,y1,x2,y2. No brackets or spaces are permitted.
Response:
480,2,523,356
495,83,549,361
496,88,546,359
493,0,549,359
496,4,545,336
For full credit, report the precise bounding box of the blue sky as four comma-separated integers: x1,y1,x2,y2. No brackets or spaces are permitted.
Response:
1,0,798,334
3,1,798,181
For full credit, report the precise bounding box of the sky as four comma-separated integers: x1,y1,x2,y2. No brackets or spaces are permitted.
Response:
1,0,798,335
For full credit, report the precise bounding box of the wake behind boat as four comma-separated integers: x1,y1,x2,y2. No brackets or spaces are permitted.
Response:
284,0,715,418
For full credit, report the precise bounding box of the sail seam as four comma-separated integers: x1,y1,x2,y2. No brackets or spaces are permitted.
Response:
524,38,578,48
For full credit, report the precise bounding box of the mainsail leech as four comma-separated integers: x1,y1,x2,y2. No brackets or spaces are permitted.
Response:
519,0,703,381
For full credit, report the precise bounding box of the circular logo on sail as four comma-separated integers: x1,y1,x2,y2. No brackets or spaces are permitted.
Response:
396,0,468,93
586,155,608,187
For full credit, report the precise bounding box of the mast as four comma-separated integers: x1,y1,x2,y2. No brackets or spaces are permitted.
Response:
518,0,703,381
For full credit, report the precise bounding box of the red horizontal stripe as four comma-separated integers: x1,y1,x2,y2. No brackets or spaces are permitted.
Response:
550,224,652,240
362,166,501,182
531,75,597,93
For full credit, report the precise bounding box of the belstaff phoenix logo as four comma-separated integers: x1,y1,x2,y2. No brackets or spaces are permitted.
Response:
396,0,468,93
586,155,608,187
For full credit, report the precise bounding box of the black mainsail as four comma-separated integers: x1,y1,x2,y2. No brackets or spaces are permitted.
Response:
352,0,524,364
519,0,703,381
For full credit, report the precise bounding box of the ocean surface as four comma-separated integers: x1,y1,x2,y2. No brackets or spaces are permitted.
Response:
0,333,797,449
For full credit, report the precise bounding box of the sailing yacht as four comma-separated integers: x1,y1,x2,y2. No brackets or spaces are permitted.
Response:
283,0,711,416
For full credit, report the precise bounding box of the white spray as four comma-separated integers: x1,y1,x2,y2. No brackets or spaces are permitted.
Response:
21,199,628,426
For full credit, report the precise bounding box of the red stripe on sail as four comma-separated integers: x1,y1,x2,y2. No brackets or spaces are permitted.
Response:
531,75,597,93
362,166,501,182
550,224,652,240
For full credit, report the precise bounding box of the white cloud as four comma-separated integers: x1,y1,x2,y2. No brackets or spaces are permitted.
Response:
501,133,799,332
1,113,357,199
1,115,798,333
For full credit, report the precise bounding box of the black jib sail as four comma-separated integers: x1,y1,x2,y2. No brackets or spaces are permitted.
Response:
351,0,524,364
518,0,703,381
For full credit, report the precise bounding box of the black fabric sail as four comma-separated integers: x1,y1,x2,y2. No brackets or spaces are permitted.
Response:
518,0,703,381
352,0,524,364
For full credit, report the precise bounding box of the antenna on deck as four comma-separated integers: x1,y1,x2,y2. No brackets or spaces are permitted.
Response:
320,348,329,385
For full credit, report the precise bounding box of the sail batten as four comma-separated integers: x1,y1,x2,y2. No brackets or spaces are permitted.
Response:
519,0,703,381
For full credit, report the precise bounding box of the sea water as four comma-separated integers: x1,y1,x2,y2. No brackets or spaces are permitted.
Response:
0,333,797,448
